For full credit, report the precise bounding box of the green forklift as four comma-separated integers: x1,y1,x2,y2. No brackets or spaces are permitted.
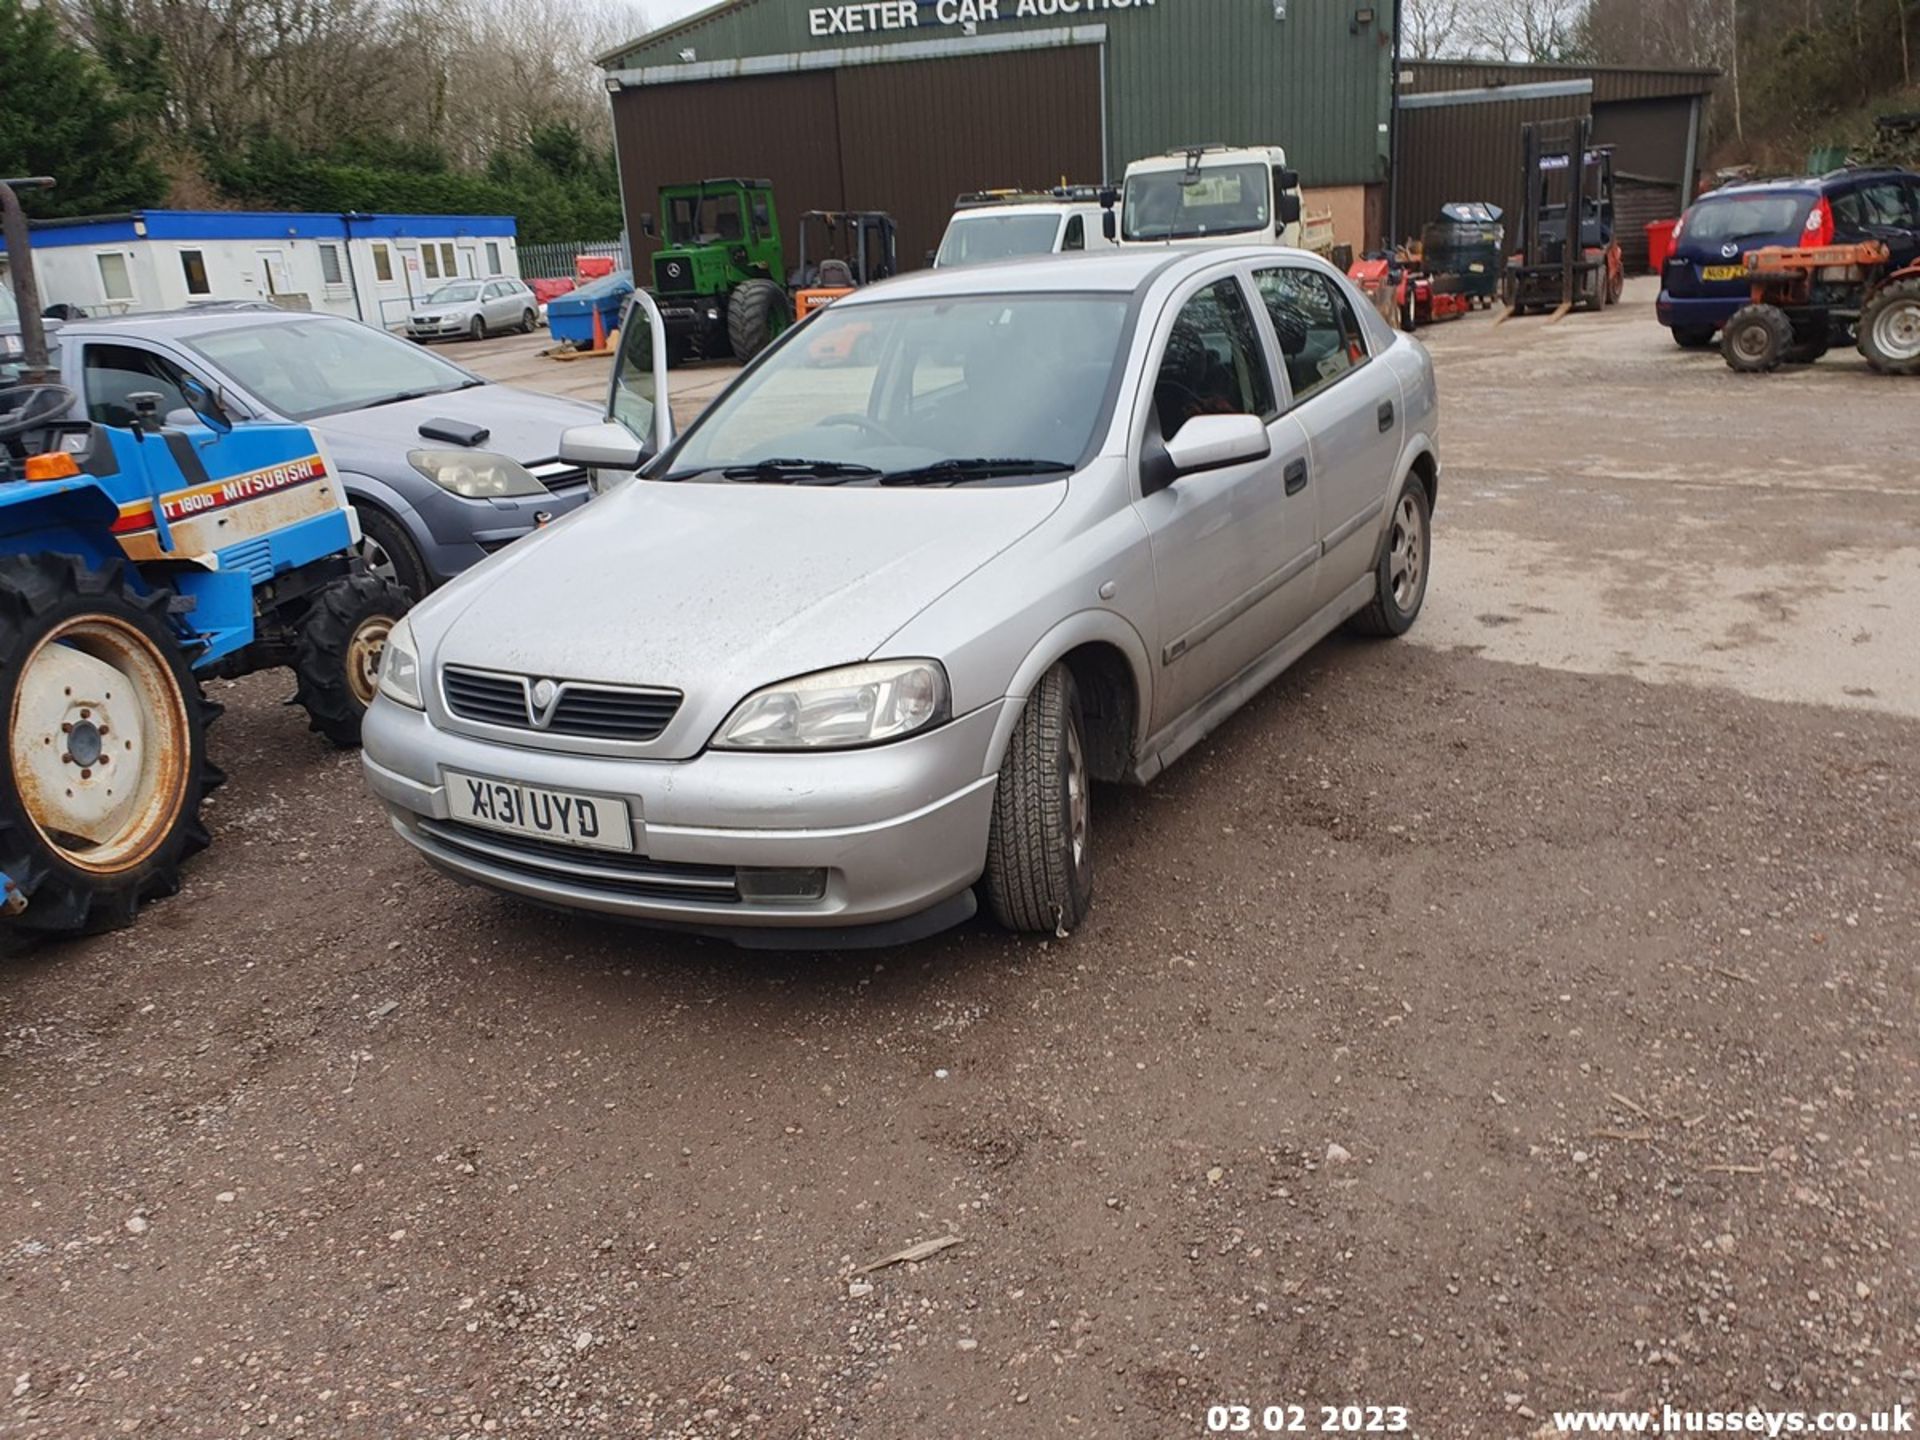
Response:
640,178,789,363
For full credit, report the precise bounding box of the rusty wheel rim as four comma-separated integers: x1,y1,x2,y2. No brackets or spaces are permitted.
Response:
346,615,393,707
9,616,190,874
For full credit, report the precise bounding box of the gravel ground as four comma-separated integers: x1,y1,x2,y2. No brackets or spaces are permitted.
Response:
3,288,1916,1440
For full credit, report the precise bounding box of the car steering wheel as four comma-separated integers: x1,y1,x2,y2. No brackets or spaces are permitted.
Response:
0,385,79,444
817,412,902,446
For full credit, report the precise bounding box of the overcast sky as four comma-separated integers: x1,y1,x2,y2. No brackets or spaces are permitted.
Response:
645,0,716,25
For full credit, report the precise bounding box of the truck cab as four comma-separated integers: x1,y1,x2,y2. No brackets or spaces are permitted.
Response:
1112,146,1305,250
932,187,1117,268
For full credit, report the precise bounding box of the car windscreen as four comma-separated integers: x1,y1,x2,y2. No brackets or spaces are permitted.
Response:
935,214,1062,267
662,293,1130,482
428,283,482,304
1684,192,1812,245
1123,164,1270,241
182,318,476,420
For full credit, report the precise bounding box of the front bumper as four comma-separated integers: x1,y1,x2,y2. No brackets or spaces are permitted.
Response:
406,316,474,339
406,482,590,586
361,697,1006,943
1656,290,1743,330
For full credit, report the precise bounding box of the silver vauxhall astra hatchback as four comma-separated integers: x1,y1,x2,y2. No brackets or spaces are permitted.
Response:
360,247,1440,946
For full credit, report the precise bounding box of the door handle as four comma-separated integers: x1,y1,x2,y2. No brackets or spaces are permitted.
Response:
1377,399,1395,433
1284,458,1308,495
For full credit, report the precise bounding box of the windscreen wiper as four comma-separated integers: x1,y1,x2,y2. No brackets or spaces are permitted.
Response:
879,458,1074,487
719,458,883,484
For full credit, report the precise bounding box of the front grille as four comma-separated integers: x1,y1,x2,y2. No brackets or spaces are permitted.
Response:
527,459,589,493
417,817,740,903
440,665,683,742
653,255,696,295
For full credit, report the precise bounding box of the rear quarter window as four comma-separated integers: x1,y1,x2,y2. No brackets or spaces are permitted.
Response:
1683,193,1813,245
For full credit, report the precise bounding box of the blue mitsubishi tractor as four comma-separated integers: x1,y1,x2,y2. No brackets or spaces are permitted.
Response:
0,380,411,935
0,173,409,936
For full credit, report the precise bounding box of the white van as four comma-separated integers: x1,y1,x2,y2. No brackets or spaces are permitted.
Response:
932,187,1119,268
1112,146,1308,250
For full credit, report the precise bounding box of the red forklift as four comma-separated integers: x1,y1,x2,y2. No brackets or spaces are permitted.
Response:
1500,116,1625,320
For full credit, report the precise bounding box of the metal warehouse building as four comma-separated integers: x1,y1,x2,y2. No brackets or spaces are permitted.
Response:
598,0,1398,270
1394,61,1717,272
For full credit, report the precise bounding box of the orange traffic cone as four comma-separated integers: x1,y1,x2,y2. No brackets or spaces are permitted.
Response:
590,303,607,353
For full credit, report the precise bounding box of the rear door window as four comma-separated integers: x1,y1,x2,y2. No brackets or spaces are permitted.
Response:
1253,267,1368,403
1833,180,1919,230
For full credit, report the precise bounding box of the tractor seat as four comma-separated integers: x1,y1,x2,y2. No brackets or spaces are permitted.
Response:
817,259,855,288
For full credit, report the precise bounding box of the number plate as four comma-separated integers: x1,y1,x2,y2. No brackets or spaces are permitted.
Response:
1701,264,1745,281
444,770,635,853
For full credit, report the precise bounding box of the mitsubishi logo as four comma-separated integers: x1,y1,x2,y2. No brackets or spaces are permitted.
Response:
528,678,561,727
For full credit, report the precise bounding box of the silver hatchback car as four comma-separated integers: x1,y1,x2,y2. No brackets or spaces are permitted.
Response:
361,248,1439,946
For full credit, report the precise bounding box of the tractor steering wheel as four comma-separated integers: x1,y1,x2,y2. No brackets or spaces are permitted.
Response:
0,385,79,444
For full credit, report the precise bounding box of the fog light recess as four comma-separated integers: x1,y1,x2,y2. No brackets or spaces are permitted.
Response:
737,867,829,903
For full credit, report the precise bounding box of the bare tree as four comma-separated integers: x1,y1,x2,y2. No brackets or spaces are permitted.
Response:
1403,0,1469,57
1462,0,1589,60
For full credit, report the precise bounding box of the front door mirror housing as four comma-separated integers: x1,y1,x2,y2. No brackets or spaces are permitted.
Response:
1163,413,1271,476
176,373,233,433
560,420,650,472
1274,168,1303,230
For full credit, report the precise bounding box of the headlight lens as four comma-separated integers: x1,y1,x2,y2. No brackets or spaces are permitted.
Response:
376,615,424,709
712,660,949,750
408,449,548,499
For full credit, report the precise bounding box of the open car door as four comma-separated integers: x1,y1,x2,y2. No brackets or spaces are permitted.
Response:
558,290,673,493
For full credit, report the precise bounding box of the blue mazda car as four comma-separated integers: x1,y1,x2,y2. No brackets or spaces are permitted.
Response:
1657,167,1920,348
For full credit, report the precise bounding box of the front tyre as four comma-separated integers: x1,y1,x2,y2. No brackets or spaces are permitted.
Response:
727,278,788,364
1348,476,1432,638
291,574,412,748
1721,304,1792,373
984,665,1093,935
0,554,219,935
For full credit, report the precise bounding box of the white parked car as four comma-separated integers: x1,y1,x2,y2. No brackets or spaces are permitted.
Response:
933,187,1117,268
406,278,540,342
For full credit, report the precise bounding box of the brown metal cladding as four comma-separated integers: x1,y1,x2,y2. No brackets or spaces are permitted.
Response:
832,47,1104,266
1395,92,1590,243
610,47,1102,277
1403,60,1717,104
1614,177,1683,272
610,69,844,272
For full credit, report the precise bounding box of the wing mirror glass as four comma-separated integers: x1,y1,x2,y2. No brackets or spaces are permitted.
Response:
176,374,233,433
640,212,657,238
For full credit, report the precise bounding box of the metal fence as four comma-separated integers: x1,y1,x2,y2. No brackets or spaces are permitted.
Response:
517,238,628,280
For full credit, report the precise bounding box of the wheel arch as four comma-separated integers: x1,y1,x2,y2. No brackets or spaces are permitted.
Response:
982,612,1153,785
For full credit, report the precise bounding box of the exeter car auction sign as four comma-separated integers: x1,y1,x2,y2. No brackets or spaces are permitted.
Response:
808,0,1155,38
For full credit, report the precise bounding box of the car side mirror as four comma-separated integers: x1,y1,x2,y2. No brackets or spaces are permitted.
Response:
640,213,657,238
560,421,650,472
1103,210,1118,242
1163,414,1270,476
1276,193,1303,228
177,374,233,434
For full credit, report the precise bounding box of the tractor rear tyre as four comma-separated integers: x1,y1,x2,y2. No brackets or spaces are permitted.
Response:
1858,277,1920,375
0,554,220,936
726,279,787,364
291,573,412,748
1721,304,1793,373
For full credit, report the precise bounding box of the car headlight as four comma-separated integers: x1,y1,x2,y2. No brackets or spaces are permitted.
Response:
408,449,548,499
711,660,950,751
376,615,424,709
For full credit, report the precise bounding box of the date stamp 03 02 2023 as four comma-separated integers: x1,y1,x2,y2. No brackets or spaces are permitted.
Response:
1206,1404,1414,1434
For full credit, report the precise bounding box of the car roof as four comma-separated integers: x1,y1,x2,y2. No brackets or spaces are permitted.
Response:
55,308,361,341
842,246,1327,305
1699,167,1913,201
